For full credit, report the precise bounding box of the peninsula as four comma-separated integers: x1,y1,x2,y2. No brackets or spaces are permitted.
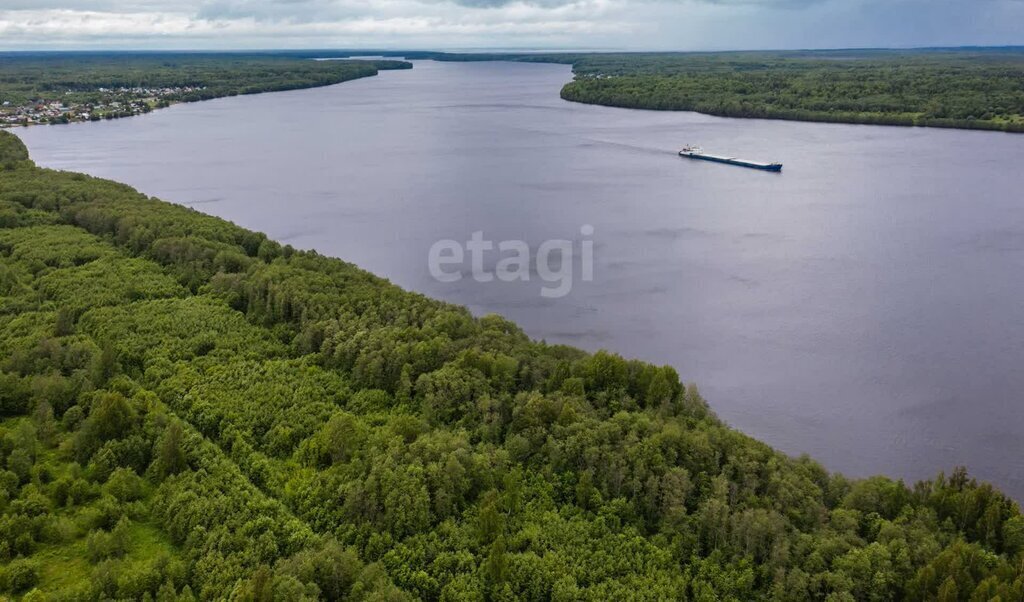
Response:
0,53,411,127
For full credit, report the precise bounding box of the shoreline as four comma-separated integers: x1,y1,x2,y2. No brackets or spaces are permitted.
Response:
0,58,412,129
559,83,1024,134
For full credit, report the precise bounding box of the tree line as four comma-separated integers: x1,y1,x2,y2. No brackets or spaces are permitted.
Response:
5,48,1021,132
0,53,411,125
557,50,1024,133
300,48,1024,133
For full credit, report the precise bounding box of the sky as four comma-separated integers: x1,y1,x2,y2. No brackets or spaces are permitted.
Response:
0,0,1022,51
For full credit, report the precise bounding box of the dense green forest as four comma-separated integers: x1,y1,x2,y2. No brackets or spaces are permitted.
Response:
0,53,410,125
556,49,1024,132
0,128,1022,600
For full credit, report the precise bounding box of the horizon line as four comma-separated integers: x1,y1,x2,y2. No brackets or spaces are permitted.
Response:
1,44,1024,55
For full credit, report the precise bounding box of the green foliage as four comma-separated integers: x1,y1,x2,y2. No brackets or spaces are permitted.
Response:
158,358,348,459
0,131,31,170
75,391,138,461
0,225,116,273
0,126,1021,600
35,256,185,314
0,558,38,593
558,49,1024,132
301,49,1024,133
155,420,187,478
0,54,411,126
79,297,286,376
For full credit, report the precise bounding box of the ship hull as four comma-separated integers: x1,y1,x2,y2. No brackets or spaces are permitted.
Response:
679,151,782,172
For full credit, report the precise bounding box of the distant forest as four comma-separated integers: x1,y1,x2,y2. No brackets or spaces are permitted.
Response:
556,50,1024,132
0,53,411,124
2,127,1023,599
296,48,1024,133
1,48,1022,131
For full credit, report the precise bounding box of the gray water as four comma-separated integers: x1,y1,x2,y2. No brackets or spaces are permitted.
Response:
15,60,1024,499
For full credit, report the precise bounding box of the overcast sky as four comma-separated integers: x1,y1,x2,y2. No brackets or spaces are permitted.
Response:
1,0,1022,51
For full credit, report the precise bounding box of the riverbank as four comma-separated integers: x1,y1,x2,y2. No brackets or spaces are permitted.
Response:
554,49,1024,134
2,125,1023,599
0,53,411,128
397,48,1024,133
5,48,1021,133
16,58,1024,501
559,75,1024,133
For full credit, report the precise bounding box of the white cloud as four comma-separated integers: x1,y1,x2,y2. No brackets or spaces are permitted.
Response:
0,0,628,47
0,0,1021,49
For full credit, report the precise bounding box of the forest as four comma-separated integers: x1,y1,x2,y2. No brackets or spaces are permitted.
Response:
556,49,1024,132
304,48,1024,133
0,53,410,125
0,127,1022,600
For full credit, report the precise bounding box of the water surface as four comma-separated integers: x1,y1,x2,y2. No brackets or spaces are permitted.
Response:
16,60,1024,498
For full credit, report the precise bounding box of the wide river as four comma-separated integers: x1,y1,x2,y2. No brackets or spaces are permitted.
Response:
15,60,1024,498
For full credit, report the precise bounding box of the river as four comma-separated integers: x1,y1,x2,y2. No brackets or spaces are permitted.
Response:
15,59,1024,498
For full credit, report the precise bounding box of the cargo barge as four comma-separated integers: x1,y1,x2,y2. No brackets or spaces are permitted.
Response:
679,146,782,172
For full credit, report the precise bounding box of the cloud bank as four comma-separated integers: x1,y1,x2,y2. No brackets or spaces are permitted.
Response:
0,0,1021,50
